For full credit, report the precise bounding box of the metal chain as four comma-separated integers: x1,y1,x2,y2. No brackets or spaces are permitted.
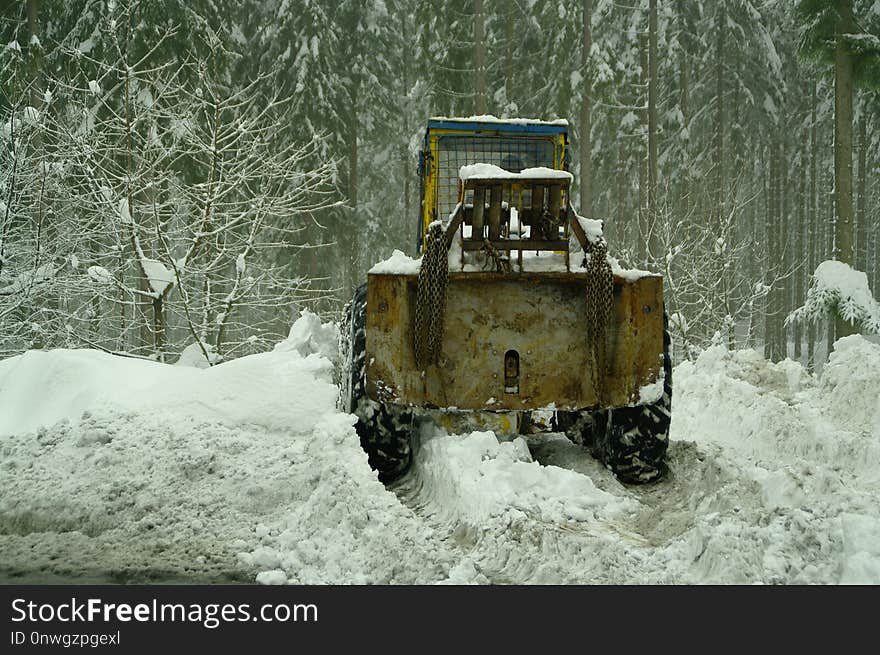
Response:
583,236,614,402
414,222,449,368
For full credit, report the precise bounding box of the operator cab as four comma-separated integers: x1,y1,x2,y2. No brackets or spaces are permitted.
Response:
417,117,570,253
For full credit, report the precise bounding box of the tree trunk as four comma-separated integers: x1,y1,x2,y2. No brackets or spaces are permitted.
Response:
794,141,806,361
874,159,879,295
616,139,625,241
826,163,837,358
349,84,359,210
647,0,658,260
834,0,856,339
474,0,486,115
807,82,819,371
874,160,880,295
579,0,593,217
764,146,775,360
398,8,414,251
779,139,789,359
153,296,165,363
679,55,690,213
856,113,867,273
748,166,763,350
638,33,648,264
713,1,726,232
347,81,359,301
27,0,41,112
505,5,513,111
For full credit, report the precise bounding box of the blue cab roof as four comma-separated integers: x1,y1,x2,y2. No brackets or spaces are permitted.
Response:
426,117,568,136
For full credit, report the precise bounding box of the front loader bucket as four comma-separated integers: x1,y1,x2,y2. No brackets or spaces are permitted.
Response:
364,271,664,412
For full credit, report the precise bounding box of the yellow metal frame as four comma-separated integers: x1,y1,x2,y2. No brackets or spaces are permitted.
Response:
421,128,567,244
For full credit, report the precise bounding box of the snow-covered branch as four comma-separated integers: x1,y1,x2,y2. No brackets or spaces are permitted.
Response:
788,260,880,335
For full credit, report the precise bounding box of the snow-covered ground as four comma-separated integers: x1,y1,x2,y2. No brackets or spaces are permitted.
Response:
1,314,878,584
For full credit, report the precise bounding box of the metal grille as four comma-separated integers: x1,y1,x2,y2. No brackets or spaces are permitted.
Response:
435,136,555,222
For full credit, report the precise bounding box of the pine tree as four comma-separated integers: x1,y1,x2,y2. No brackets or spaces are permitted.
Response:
797,0,880,340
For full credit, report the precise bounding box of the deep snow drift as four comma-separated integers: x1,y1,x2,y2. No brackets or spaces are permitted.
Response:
0,314,451,583
1,315,879,584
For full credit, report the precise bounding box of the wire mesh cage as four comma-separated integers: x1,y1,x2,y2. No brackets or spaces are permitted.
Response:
434,136,556,221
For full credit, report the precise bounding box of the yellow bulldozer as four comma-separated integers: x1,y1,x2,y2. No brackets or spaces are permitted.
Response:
340,116,671,484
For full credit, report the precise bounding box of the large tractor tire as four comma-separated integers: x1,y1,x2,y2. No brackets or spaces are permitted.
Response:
342,284,413,482
553,312,672,483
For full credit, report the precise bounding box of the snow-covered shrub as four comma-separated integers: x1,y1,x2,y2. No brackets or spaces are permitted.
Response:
787,260,880,335
0,3,339,362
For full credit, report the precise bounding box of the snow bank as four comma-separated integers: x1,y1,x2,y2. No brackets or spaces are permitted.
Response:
0,343,336,437
817,335,880,437
0,349,181,436
273,309,338,362
0,313,451,583
3,307,879,584
668,336,880,582
420,432,626,525
840,513,880,584
236,413,451,584
175,342,219,368
415,429,635,527
672,337,880,476
398,427,649,584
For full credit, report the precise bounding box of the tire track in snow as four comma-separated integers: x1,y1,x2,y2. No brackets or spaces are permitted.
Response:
393,417,872,583
391,424,671,584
